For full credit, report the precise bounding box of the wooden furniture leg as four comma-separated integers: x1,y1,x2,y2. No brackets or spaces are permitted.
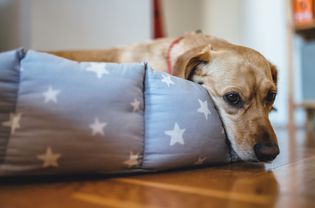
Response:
306,108,315,132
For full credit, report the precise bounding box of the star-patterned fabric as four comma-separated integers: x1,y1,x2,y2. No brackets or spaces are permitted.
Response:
0,49,23,166
0,49,230,176
143,68,229,170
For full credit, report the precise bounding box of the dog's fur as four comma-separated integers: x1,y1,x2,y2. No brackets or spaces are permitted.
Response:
51,32,279,162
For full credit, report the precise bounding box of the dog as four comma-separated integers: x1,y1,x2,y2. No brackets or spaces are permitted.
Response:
50,32,280,162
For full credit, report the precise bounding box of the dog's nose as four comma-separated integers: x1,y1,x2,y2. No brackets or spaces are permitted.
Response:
254,143,279,162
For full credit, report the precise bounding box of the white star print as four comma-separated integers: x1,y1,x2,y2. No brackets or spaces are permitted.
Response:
161,74,175,87
2,113,22,134
197,99,211,120
130,98,141,112
165,122,186,146
89,118,107,136
123,152,140,168
43,86,61,103
86,63,109,79
37,147,61,168
194,156,207,165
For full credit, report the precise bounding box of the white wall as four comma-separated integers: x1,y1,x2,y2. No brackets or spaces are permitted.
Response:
30,0,152,50
162,0,242,44
0,0,152,51
201,0,242,44
161,0,203,36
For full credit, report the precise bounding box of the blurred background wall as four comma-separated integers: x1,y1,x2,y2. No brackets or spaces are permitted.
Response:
0,0,152,50
0,0,304,128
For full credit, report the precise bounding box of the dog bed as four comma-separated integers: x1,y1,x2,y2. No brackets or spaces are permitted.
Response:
0,49,230,176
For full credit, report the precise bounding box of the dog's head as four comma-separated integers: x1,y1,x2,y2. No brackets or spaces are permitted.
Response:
173,43,279,162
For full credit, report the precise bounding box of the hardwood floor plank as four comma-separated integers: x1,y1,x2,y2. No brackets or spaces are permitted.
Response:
114,178,273,205
72,192,159,208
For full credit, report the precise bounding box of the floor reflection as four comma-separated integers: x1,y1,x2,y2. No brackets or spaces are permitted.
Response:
227,171,279,208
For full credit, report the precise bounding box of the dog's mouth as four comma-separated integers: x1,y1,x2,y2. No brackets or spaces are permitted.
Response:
229,147,241,162
224,133,242,162
225,133,259,162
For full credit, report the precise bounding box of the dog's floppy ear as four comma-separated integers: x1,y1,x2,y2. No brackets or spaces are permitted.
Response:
172,45,211,79
269,63,278,86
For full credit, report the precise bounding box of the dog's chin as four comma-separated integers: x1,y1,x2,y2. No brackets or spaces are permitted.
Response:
233,149,258,162
225,136,256,162
231,148,276,163
225,134,258,162
229,145,258,162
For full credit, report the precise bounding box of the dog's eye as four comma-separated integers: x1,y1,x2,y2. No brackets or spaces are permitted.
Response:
266,91,277,103
223,92,243,107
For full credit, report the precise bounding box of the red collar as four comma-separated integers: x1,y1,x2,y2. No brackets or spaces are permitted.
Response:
166,36,184,74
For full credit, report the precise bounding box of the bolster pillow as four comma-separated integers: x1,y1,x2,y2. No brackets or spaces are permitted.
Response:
0,49,230,176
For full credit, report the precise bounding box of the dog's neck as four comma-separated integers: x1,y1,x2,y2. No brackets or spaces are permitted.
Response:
166,36,184,74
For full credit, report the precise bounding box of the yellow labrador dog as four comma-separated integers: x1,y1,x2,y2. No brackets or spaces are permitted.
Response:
51,32,279,162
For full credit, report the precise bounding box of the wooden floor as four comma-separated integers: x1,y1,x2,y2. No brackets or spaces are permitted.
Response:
1,128,315,208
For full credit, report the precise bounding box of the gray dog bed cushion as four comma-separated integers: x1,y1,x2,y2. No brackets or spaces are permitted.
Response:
0,49,230,176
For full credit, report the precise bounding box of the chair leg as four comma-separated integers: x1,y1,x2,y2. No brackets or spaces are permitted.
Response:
306,109,315,133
